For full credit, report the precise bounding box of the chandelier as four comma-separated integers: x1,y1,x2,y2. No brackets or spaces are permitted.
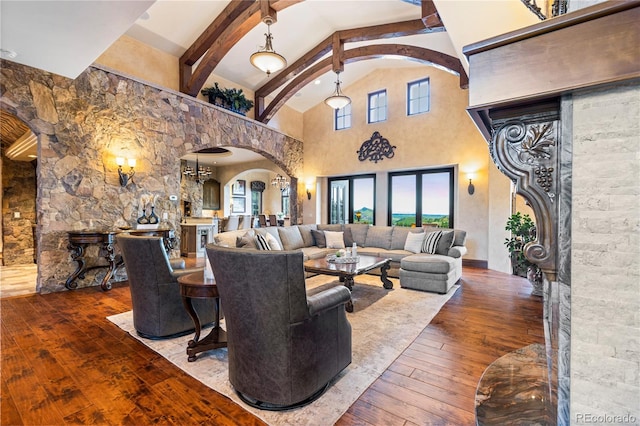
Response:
324,71,351,109
271,174,289,191
183,155,212,184
250,17,286,77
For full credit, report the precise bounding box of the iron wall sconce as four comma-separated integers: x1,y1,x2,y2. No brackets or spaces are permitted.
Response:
468,178,475,195
117,157,136,187
305,182,313,200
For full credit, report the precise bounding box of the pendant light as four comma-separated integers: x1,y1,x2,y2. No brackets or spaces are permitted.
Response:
250,17,286,77
324,71,351,109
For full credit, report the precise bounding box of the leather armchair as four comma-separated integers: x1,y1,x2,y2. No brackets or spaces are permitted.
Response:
206,245,352,410
117,234,215,339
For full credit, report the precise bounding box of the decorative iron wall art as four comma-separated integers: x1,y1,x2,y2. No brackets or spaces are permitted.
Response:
357,131,396,163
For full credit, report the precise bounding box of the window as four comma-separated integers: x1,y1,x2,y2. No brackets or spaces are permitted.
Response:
368,90,387,123
388,168,454,228
281,187,290,216
251,190,262,216
328,175,376,224
335,103,351,130
407,78,430,116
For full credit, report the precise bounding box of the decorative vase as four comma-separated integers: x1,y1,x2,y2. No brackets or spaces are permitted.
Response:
148,206,159,224
137,209,149,224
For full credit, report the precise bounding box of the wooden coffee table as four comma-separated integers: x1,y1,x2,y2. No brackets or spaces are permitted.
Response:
178,271,227,362
303,255,392,312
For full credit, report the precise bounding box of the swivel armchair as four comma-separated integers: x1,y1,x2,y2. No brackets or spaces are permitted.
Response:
206,245,352,410
117,234,215,339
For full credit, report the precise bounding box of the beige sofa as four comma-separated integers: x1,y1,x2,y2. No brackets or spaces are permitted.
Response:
212,223,467,294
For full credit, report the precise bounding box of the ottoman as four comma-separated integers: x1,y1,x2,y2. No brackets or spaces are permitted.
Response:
399,253,461,294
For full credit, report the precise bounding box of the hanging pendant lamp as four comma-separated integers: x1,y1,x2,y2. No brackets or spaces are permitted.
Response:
250,17,287,77
324,71,351,109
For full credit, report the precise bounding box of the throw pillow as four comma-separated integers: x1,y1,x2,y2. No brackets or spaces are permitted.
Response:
421,230,443,254
324,231,346,249
255,233,271,250
236,236,256,249
436,230,455,255
311,229,326,248
277,226,304,250
404,232,425,254
236,231,257,249
343,227,354,247
265,232,282,250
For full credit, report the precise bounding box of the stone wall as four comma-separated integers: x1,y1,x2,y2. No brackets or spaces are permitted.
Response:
570,82,639,423
0,59,303,293
1,157,36,264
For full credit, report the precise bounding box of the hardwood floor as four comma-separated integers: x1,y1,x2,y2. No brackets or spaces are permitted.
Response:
1,266,543,425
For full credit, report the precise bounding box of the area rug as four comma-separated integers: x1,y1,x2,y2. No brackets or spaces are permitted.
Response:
107,275,458,425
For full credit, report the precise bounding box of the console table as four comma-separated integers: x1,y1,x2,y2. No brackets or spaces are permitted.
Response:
65,229,175,291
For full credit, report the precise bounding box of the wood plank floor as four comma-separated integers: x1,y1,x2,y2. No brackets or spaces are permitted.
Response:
1,265,543,425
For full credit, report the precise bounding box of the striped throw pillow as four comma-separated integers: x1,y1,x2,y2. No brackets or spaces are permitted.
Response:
255,233,271,250
422,230,443,254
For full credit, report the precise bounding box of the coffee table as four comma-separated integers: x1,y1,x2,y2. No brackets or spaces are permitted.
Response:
303,255,392,312
178,271,227,362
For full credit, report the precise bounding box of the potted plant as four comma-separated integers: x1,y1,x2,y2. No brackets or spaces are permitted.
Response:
201,83,254,116
201,82,225,106
504,212,543,295
504,212,536,277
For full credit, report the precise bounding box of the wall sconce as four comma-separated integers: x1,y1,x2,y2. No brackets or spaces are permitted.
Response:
305,182,313,200
116,157,136,187
467,173,475,195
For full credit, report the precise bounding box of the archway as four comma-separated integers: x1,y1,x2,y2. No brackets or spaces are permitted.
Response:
0,110,38,295
1,61,304,293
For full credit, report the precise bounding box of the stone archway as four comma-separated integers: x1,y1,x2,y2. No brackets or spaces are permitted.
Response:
0,59,304,292
0,111,37,267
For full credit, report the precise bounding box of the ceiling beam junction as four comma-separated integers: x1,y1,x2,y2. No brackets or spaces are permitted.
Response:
256,44,468,123
178,0,465,123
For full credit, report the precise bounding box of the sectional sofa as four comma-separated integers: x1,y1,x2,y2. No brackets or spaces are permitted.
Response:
212,223,467,294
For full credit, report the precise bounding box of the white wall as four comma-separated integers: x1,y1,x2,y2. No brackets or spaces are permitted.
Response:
570,82,640,422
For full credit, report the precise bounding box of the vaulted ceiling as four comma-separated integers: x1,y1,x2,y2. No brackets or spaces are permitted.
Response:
1,0,541,116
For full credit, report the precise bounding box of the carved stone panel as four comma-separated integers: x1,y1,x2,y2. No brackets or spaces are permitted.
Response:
490,105,560,280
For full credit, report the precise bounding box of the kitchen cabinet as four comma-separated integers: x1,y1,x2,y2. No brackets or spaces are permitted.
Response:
180,225,197,258
203,179,220,210
180,223,214,258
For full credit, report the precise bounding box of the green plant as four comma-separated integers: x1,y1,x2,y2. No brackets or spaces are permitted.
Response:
504,212,536,277
201,83,254,115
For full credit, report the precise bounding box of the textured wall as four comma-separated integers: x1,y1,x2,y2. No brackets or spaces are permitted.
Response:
95,35,180,92
1,158,36,264
570,82,640,422
0,59,303,293
302,66,492,262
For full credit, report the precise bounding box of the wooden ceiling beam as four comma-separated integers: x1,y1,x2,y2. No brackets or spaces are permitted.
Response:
339,18,436,43
179,0,301,96
421,0,444,30
254,19,435,114
256,44,468,123
180,1,255,68
260,0,277,23
332,33,344,73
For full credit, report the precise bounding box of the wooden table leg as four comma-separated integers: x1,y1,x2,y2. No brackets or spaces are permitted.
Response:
343,275,354,313
182,296,202,362
65,243,87,290
380,261,393,289
184,297,227,362
99,242,116,291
